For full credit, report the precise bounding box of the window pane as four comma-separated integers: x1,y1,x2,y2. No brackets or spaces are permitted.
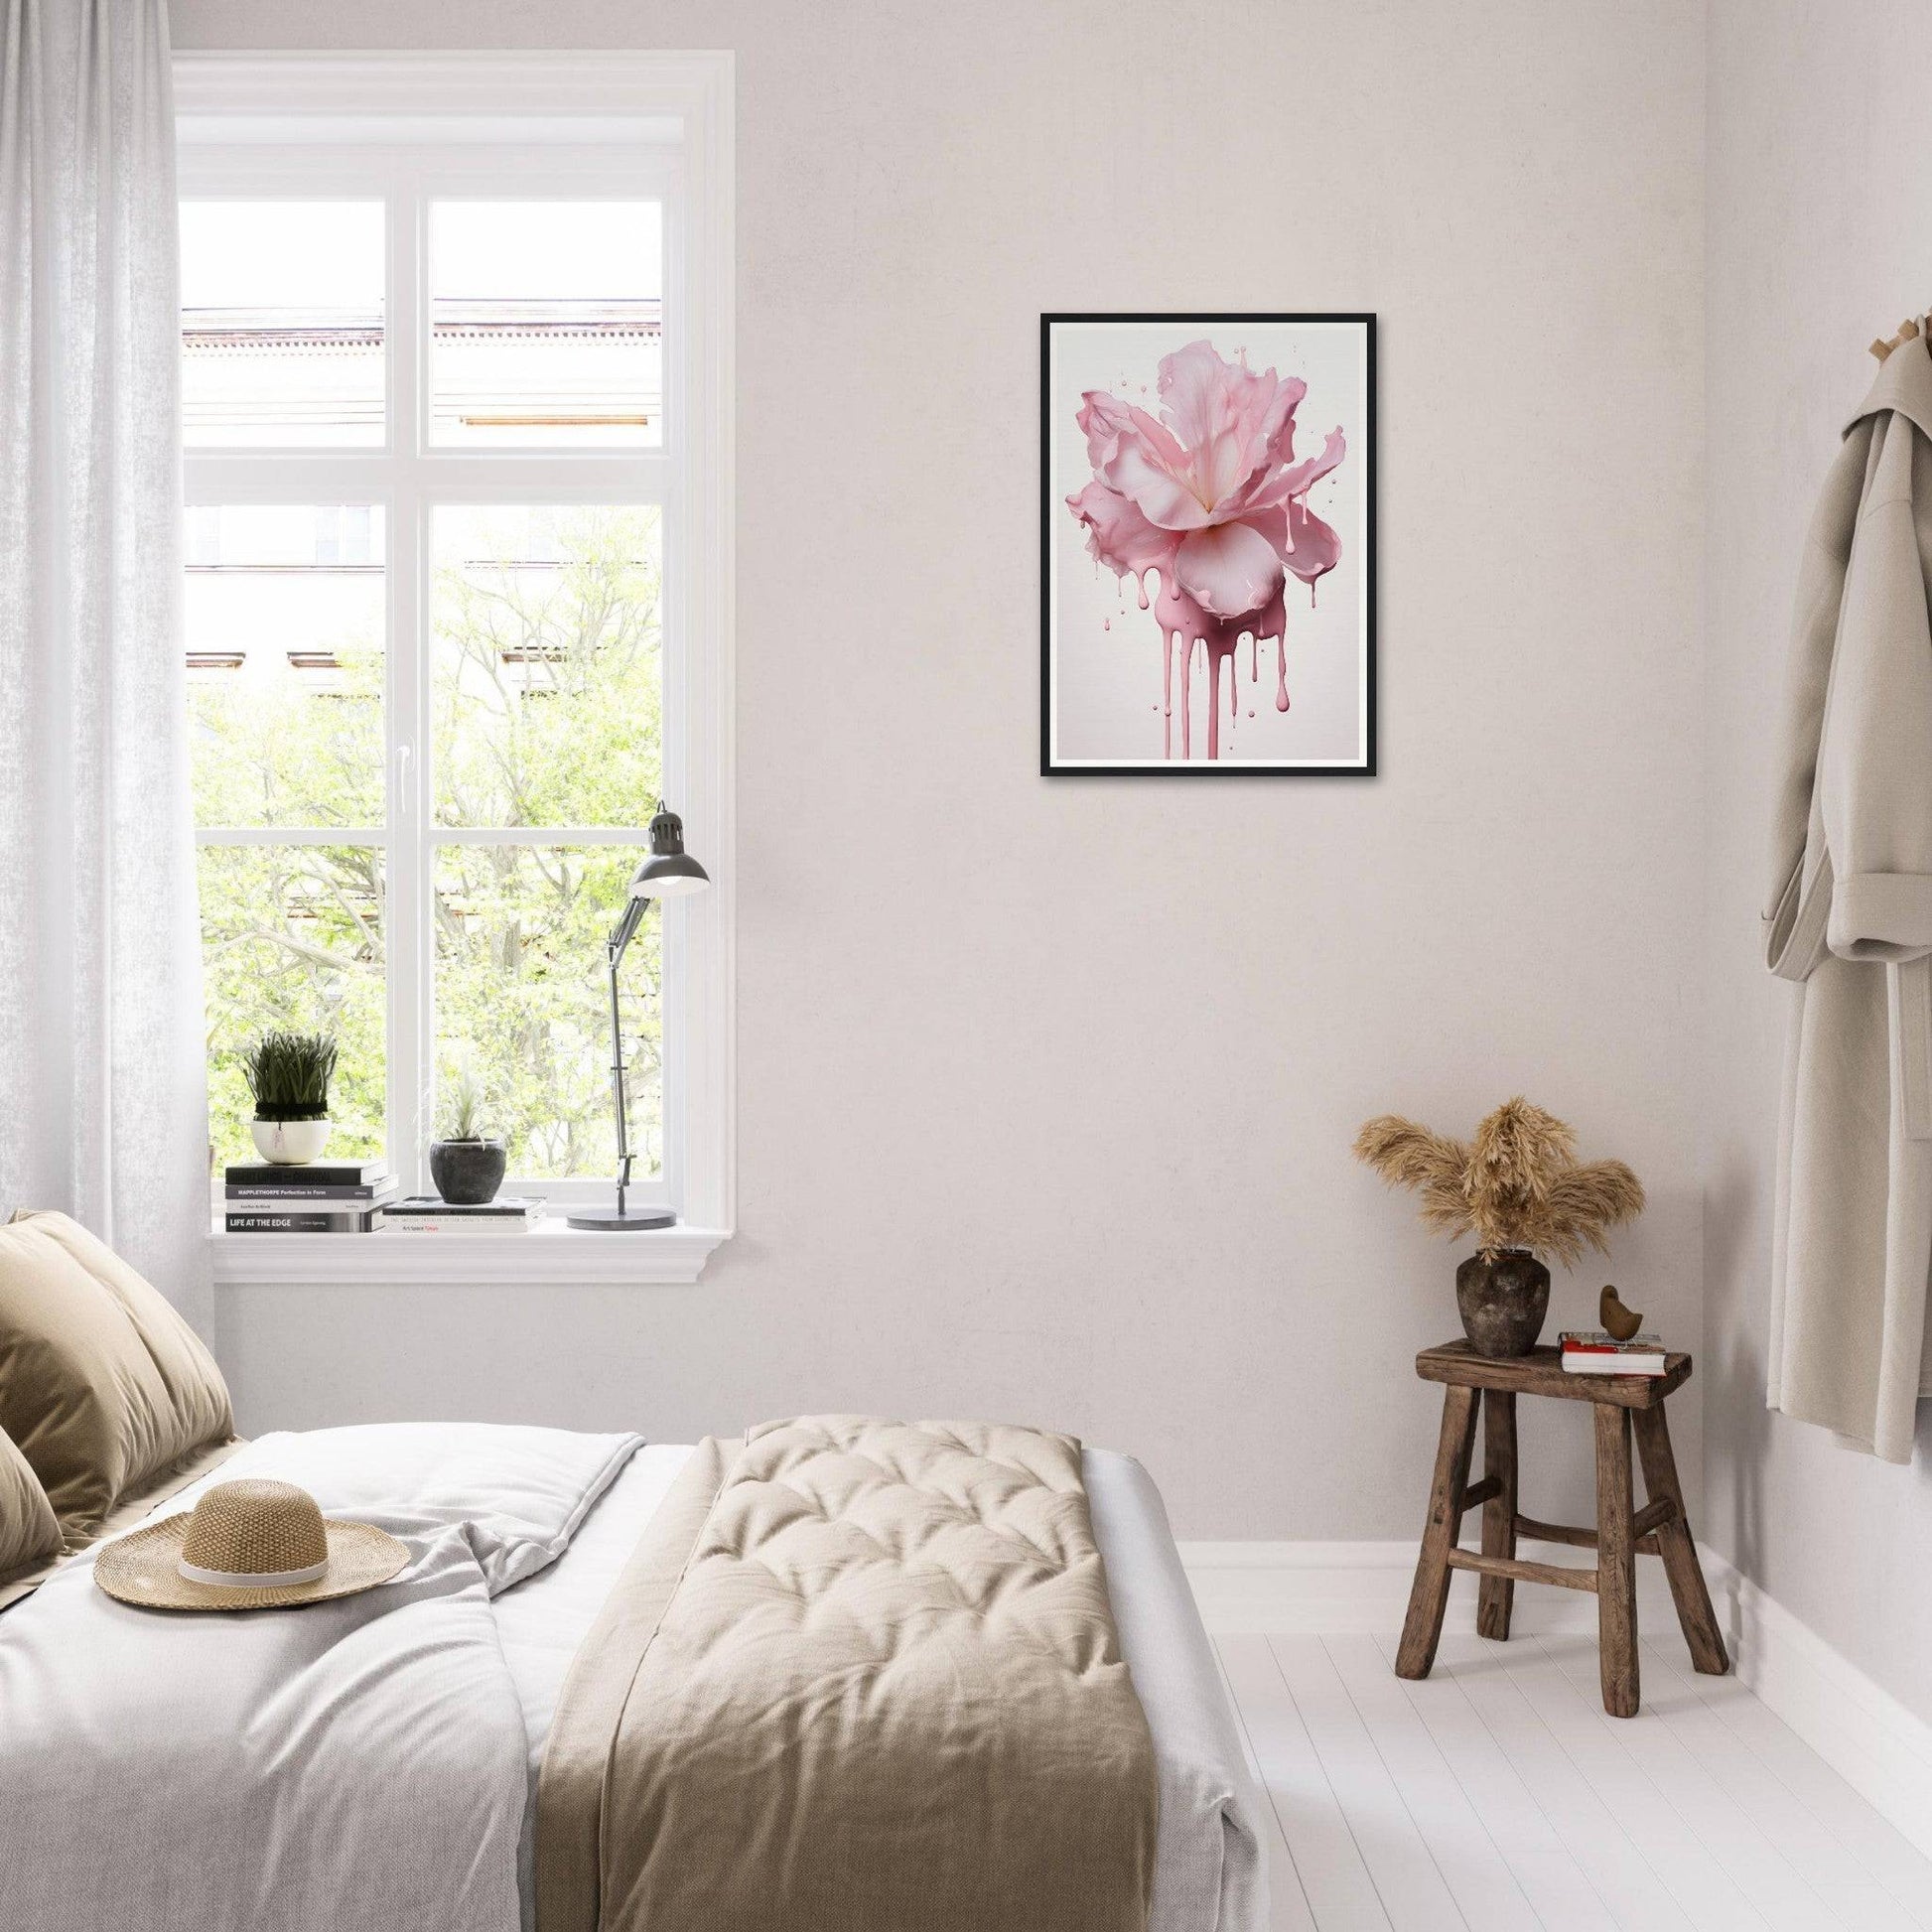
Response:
198,845,387,1169
187,506,386,829
434,845,659,1180
429,202,662,448
181,202,384,447
432,506,661,828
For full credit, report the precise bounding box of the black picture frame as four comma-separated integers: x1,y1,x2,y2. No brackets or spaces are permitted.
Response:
1040,311,1376,777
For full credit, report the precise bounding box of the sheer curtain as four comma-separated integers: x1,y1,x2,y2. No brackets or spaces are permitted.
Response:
0,0,209,1328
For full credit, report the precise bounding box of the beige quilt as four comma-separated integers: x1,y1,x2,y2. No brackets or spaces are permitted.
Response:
536,1417,1159,1932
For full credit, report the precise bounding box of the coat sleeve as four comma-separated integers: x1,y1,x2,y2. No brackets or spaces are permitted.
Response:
1763,430,1864,979
1821,417,1932,964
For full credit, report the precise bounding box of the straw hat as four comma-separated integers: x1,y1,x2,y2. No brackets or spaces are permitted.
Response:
94,1478,409,1610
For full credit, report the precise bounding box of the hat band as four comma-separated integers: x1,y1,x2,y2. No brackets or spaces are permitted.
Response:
177,1555,330,1588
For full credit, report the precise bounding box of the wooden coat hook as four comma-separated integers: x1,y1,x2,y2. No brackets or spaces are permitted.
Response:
1871,314,1927,362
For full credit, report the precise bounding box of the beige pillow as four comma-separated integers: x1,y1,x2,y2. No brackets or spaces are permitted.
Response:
0,1423,61,1583
0,1211,233,1537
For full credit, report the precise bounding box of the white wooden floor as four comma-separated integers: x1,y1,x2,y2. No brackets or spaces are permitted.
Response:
1213,1629,1932,1932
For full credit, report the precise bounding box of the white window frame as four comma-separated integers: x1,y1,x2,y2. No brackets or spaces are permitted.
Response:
180,54,734,1285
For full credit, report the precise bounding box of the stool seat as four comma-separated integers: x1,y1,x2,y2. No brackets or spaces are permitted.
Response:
1395,1339,1727,1718
1417,1338,1691,1406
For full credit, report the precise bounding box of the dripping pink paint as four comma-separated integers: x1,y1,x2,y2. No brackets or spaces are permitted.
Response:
1066,340,1343,759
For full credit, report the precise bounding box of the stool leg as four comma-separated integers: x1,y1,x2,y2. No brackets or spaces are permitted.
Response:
1476,1389,1518,1641
1632,1405,1729,1676
1397,1385,1478,1680
1593,1403,1640,1718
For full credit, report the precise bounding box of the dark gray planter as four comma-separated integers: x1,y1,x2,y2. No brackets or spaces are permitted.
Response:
1454,1249,1551,1357
428,1138,507,1206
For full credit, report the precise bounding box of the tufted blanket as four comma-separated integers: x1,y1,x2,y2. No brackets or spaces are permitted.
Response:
534,1417,1160,1932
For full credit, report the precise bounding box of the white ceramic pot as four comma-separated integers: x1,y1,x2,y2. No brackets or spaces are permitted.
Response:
250,1118,333,1166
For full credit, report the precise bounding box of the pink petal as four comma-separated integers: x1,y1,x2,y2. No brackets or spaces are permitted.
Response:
1074,390,1191,475
1074,390,1137,469
1210,371,1309,519
1194,426,1251,511
1277,427,1347,500
1156,341,1241,451
1284,498,1342,584
1235,376,1306,484
1235,426,1347,514
1123,401,1191,472
1160,344,1310,511
1066,481,1176,579
1101,438,1215,531
1157,340,1319,516
1173,520,1287,621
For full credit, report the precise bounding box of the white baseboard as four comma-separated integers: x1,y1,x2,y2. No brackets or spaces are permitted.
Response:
1179,1538,1932,1863
1698,1547,1932,1863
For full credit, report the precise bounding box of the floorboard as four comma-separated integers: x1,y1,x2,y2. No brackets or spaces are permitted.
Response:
1218,1634,1382,1931
1270,1634,1468,1929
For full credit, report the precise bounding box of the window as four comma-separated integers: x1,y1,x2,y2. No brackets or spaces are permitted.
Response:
177,55,734,1277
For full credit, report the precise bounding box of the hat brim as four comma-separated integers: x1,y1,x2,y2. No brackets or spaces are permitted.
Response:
93,1513,410,1611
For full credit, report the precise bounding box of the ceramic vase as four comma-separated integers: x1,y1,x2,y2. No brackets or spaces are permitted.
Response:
428,1138,507,1205
1454,1248,1551,1357
250,1118,333,1166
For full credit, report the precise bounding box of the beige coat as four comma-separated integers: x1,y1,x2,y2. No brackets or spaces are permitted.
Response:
1765,335,1932,1461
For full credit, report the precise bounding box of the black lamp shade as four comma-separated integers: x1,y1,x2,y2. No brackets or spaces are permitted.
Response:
630,804,711,899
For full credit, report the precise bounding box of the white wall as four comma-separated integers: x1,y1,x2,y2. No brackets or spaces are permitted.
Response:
173,0,1707,1541
1704,0,1932,1728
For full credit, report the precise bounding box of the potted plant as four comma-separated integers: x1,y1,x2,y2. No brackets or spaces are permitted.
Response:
428,1069,507,1206
1353,1097,1645,1357
244,1031,339,1166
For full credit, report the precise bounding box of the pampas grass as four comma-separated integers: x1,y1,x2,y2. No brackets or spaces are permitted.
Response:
1353,1096,1643,1266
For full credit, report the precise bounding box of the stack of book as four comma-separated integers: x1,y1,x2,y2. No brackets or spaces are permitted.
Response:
223,1160,396,1233
379,1196,545,1236
1559,1329,1669,1376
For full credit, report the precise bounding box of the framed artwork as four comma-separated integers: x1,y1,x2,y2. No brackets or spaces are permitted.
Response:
1041,312,1375,775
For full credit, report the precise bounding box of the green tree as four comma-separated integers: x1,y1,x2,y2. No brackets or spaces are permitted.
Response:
193,504,664,1178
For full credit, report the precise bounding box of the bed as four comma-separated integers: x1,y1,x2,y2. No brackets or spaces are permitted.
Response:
0,1421,1265,1932
0,1215,1263,1930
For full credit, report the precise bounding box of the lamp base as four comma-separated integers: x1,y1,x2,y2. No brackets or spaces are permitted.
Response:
566,1205,678,1231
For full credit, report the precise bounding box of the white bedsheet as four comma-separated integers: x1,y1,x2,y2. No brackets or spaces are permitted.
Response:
491,1444,1265,1932
0,1424,640,1932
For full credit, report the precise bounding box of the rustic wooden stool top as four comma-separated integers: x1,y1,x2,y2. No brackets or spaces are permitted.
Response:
1396,1339,1728,1717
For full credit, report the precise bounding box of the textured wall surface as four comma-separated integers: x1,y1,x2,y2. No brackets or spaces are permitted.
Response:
1703,0,1932,1725
173,0,1707,1540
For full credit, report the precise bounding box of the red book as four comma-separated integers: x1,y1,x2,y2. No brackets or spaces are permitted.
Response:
1559,1329,1663,1353
1558,1329,1667,1375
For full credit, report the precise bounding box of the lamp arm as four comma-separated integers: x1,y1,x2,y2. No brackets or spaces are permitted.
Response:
605,895,652,1215
609,893,648,961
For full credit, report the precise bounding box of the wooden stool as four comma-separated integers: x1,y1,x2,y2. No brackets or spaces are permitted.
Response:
1395,1339,1728,1717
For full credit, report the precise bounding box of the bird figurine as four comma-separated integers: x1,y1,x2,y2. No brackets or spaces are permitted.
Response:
1599,1285,1643,1341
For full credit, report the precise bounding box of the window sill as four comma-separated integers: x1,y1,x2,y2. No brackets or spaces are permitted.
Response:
208,1220,730,1286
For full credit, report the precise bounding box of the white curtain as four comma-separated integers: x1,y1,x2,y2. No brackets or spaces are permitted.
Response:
0,0,208,1328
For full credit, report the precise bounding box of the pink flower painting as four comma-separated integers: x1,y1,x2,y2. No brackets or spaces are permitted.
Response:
1044,317,1371,774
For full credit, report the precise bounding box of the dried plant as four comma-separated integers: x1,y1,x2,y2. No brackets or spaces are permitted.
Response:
1353,1096,1644,1267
